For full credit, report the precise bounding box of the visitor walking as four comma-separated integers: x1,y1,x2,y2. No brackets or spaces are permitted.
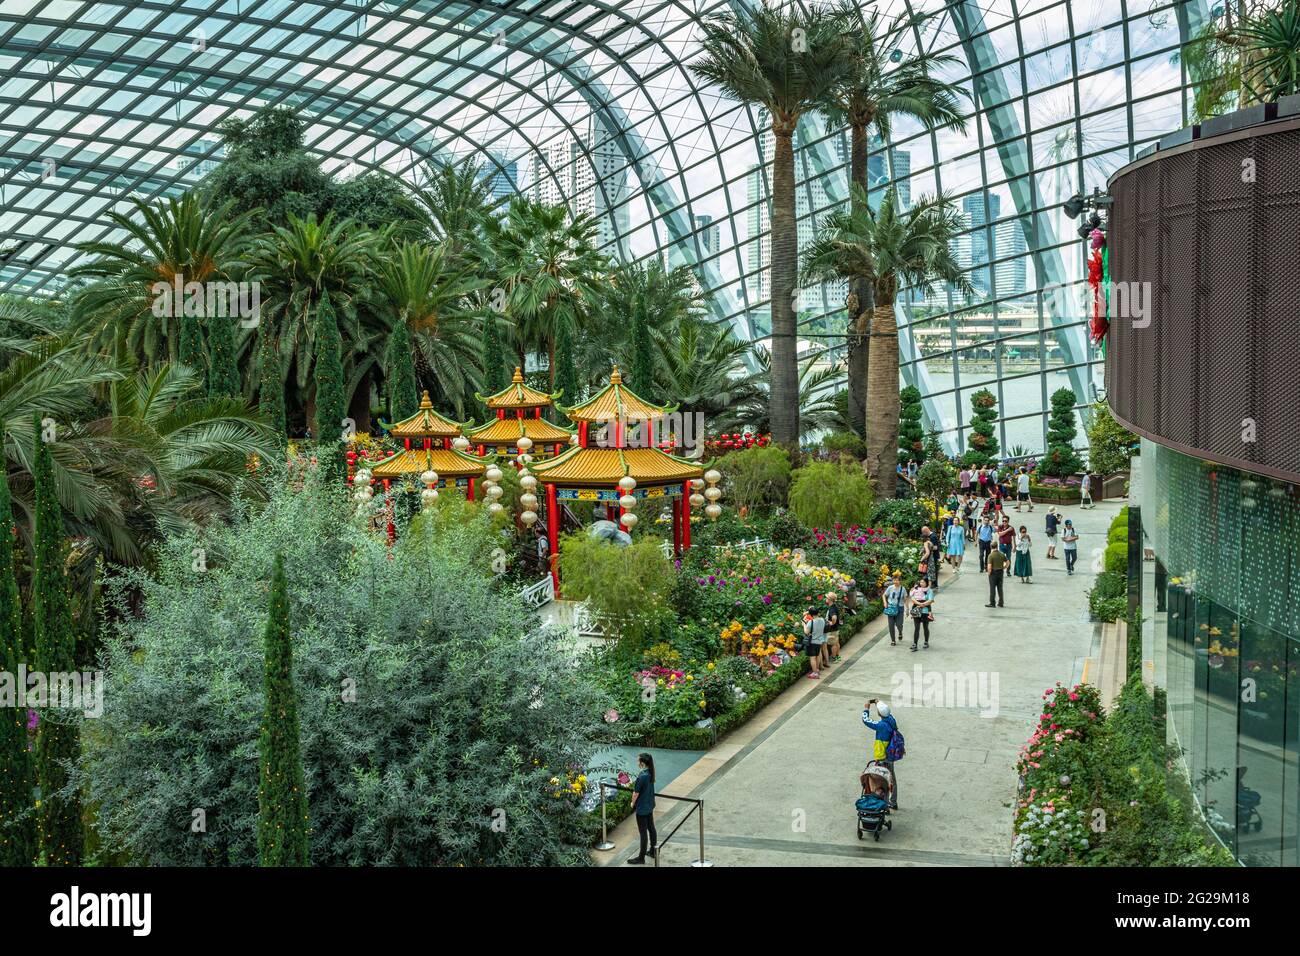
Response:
959,465,972,495
824,593,842,663
803,606,827,679
945,515,965,569
1062,519,1079,575
986,547,1007,608
977,466,990,496
927,526,942,589
1080,472,1095,509
1044,506,1060,560
882,572,908,646
977,515,995,571
1015,467,1034,512
1014,525,1034,583
908,579,933,651
963,496,977,540
626,752,657,864
862,699,900,809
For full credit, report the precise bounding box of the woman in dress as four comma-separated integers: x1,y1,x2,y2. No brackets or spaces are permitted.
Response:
945,513,966,569
1014,525,1034,583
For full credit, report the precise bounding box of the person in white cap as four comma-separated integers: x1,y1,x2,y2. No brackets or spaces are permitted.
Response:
862,699,900,809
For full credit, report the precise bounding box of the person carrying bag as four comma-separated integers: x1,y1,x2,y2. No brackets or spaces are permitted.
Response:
882,572,908,647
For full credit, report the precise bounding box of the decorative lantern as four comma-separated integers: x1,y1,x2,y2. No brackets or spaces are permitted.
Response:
691,478,705,491
619,494,637,511
704,469,721,485
420,469,438,487
620,512,638,529
486,466,503,483
488,501,504,515
520,493,538,511
452,435,470,452
516,436,534,454
690,493,705,508
487,484,504,500
704,503,722,519
520,474,538,491
420,486,439,509
704,486,722,502
618,475,637,493
520,511,538,526
704,468,723,520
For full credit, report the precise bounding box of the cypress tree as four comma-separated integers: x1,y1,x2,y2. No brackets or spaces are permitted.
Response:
0,424,37,866
257,555,309,866
312,293,346,483
31,415,82,866
207,311,241,400
553,320,579,413
386,320,418,422
257,321,287,441
629,309,656,402
481,315,508,396
1042,387,1085,477
963,388,1000,468
898,385,925,465
178,313,206,387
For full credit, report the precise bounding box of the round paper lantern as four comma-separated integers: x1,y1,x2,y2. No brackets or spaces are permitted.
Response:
704,469,722,484
516,436,534,453
690,493,705,508
420,487,439,508
618,475,637,492
704,486,722,502
488,501,504,515
352,472,370,488
619,494,637,511
520,510,538,526
486,466,503,483
691,478,705,491
487,484,504,500
420,469,438,486
620,512,638,529
705,503,722,519
519,493,538,510
520,474,538,491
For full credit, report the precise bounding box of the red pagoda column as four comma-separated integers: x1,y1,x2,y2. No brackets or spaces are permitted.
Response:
681,480,692,551
546,482,560,595
672,494,682,554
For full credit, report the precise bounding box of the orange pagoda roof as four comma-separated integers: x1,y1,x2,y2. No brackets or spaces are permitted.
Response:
528,446,702,488
369,446,493,480
466,416,573,445
382,391,470,439
557,366,676,423
478,367,560,409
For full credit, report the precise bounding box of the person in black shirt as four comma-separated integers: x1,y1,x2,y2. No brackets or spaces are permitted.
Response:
824,594,842,663
626,753,657,864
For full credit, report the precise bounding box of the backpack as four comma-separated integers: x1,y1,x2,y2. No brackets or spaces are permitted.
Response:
885,725,906,762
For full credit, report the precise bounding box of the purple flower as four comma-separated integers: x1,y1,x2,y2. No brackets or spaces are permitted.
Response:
707,575,716,585
762,594,773,605
26,709,38,730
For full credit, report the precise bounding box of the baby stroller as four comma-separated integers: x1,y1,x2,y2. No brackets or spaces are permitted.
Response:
856,762,893,841
1237,768,1263,833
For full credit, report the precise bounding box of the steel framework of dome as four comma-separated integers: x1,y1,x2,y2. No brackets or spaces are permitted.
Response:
0,0,1214,454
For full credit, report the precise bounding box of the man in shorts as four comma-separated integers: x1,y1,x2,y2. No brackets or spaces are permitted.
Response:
803,606,826,679
1015,466,1034,512
824,593,843,663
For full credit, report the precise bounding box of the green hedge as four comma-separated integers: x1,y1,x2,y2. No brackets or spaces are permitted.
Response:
1103,541,1127,576
635,602,883,750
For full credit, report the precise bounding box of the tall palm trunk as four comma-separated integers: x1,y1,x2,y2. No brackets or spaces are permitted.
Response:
769,126,800,447
864,301,900,495
846,121,873,438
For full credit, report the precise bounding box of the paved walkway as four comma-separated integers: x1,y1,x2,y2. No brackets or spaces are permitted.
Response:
598,498,1125,867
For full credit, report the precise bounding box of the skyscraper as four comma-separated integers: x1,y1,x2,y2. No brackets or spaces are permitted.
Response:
482,157,518,205
529,114,629,257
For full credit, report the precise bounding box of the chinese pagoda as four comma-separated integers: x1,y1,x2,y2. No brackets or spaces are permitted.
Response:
367,391,494,495
467,367,573,459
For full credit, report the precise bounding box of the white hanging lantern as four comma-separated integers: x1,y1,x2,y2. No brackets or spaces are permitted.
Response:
520,474,538,491
420,487,439,509
691,478,705,491
488,501,504,515
520,510,538,526
569,432,579,445
618,475,636,493
486,466,503,483
704,486,722,502
519,493,538,510
487,484,504,500
516,436,534,453
352,470,371,488
705,503,722,520
619,494,637,511
452,435,470,452
704,469,722,485
420,469,438,486
620,512,638,529
518,453,533,464
690,493,705,508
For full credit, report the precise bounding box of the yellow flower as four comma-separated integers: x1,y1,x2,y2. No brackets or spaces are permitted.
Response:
706,662,715,670
686,674,694,681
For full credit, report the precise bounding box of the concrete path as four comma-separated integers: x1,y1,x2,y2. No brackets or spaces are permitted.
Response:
598,498,1124,867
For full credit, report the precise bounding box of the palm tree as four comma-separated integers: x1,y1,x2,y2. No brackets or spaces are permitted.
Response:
250,212,382,434
484,198,609,389
692,1,852,449
803,186,970,493
822,2,967,435
596,261,703,394
652,316,763,433
402,158,505,264
377,240,492,418
69,193,254,366
0,295,58,363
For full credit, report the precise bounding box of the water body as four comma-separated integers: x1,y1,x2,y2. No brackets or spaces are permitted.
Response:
921,368,1095,456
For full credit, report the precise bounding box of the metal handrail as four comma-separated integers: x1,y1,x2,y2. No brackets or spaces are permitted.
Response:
595,781,712,867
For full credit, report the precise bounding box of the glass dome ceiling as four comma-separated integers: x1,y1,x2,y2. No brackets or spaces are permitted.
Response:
0,0,1213,454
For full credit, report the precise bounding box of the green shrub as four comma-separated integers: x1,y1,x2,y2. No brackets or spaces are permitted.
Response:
1104,540,1127,577
1086,401,1135,476
768,510,809,548
713,445,792,513
823,431,867,460
558,533,676,650
1107,524,1128,546
788,460,874,530
870,499,930,538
